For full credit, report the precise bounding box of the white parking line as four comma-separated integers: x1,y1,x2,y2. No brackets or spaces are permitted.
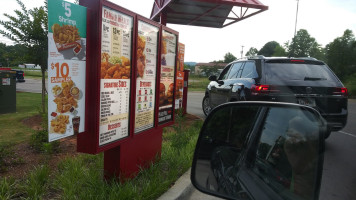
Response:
338,131,356,138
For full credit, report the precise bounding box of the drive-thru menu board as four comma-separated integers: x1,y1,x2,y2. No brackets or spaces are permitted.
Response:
99,6,133,146
48,0,87,142
175,43,185,109
134,21,159,133
158,30,177,124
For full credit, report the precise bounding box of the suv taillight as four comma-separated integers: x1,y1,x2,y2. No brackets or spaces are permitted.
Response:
333,87,348,97
251,84,280,95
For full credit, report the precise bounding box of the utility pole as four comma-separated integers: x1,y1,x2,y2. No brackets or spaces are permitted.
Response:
294,0,300,37
240,45,244,58
291,0,300,57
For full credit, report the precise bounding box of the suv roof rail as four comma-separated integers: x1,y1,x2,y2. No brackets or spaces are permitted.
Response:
246,55,265,59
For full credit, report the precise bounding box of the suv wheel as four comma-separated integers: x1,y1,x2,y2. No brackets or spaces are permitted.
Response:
202,95,211,116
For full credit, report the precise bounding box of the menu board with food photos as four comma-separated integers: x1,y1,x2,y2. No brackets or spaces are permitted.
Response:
134,21,159,133
48,0,87,142
99,6,133,146
175,43,185,110
158,30,177,125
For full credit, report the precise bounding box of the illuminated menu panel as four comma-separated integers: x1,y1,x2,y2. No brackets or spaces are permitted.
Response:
158,30,177,125
99,6,133,146
134,21,159,133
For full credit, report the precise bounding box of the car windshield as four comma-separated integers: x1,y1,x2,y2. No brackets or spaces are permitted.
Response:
265,63,337,84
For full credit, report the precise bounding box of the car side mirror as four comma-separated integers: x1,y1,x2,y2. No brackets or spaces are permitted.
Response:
191,102,326,200
208,75,217,81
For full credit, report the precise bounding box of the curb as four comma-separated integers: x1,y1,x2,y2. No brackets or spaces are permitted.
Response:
157,169,194,200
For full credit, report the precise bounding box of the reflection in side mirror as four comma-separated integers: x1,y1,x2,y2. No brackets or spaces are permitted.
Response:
191,102,326,200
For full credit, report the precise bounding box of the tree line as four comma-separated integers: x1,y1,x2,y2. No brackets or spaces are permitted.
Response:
244,29,356,81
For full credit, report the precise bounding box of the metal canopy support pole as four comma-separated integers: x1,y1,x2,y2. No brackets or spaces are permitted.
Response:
160,12,167,26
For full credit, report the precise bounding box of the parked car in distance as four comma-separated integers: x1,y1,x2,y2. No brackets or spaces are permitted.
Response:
192,102,326,200
202,56,348,138
11,69,25,82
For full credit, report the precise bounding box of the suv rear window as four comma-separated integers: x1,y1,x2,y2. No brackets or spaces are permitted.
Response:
265,60,337,84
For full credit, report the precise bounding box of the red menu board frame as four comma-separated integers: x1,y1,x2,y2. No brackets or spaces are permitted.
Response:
156,26,179,128
77,0,137,154
77,0,179,156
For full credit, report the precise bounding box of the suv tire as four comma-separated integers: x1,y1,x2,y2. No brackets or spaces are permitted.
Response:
202,95,211,116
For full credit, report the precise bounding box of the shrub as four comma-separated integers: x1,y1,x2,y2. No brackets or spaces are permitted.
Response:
30,130,60,153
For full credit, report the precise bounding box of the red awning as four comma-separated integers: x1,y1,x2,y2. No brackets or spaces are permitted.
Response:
150,0,268,28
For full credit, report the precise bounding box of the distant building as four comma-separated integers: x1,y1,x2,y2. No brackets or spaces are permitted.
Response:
195,62,227,75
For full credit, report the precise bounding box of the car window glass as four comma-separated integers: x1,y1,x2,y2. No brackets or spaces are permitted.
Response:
218,65,231,80
227,62,243,79
195,106,259,198
241,61,258,78
253,107,320,200
265,63,337,83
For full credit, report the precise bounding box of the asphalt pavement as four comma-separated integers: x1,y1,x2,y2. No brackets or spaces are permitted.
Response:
16,78,47,93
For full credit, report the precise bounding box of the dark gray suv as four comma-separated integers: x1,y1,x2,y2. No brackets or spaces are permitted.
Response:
202,56,348,138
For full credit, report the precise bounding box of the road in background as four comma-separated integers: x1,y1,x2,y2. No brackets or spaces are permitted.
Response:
187,91,356,200
16,78,47,93
187,92,206,119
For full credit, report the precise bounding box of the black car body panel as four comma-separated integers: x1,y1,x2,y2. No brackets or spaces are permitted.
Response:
204,57,348,132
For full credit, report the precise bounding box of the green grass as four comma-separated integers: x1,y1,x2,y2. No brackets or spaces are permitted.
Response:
188,75,210,92
0,92,42,145
24,70,47,80
0,119,203,199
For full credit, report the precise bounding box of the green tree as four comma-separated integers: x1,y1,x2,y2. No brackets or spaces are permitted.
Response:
272,45,287,57
287,29,324,59
0,43,6,65
224,52,237,63
245,47,258,57
0,0,48,113
7,44,29,66
326,29,356,80
258,41,281,57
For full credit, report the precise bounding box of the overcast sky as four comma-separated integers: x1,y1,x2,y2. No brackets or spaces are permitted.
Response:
0,0,355,62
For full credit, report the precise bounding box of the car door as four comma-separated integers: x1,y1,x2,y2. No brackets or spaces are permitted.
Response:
209,64,231,107
214,62,244,105
191,103,325,200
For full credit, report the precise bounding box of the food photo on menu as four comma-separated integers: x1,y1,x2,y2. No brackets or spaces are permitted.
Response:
50,80,82,135
51,23,86,60
137,35,146,78
101,53,131,79
159,82,174,107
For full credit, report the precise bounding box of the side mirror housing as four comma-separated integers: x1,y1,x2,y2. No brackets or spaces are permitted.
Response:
208,75,217,81
191,102,326,200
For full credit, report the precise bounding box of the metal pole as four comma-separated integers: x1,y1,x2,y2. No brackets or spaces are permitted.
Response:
294,0,299,36
241,45,244,58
